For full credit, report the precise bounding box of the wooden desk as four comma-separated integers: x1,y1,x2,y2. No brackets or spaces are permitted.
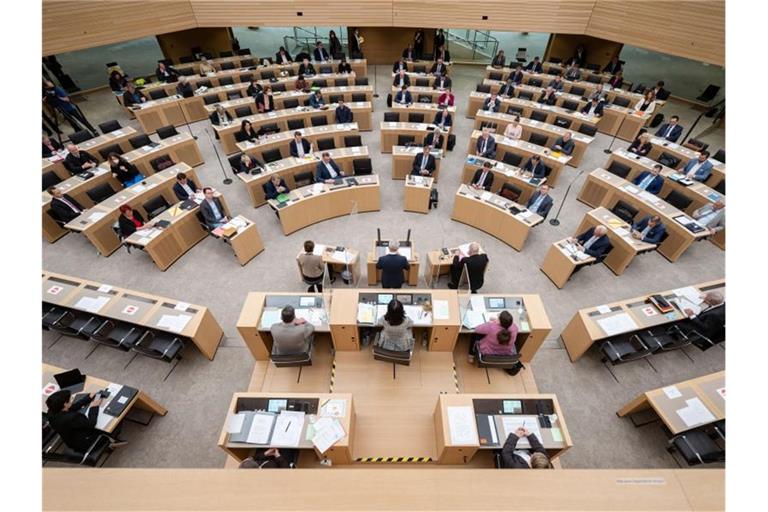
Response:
392,145,444,181
237,123,358,164
173,54,255,73
541,61,613,84
390,71,437,87
115,132,203,176
174,57,367,77
423,242,484,287
390,85,442,103
539,238,597,289
220,215,264,266
390,103,455,130
237,146,369,207
404,175,433,214
468,129,571,187
366,242,420,287
461,155,543,204
63,127,139,163
434,393,572,464
618,371,724,435
43,270,224,360
451,184,543,251
254,72,357,92
575,207,657,275
647,136,726,189
296,244,361,285
217,392,355,465
42,155,70,181
329,288,461,352
560,279,725,361
131,95,189,133
403,59,453,75
577,168,711,262
268,175,381,235
214,102,373,154
473,111,594,167
380,122,449,153
63,164,199,257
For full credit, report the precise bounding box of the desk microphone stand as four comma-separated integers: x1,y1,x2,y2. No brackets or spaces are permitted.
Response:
204,128,232,185
176,98,198,140
603,107,629,154
548,168,587,226
372,64,379,98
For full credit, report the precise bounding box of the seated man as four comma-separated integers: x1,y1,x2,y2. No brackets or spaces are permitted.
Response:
264,175,289,201
683,151,713,182
309,90,326,109
430,58,448,76
509,64,524,85
482,93,501,113
45,389,126,453
523,154,547,179
633,164,664,195
411,145,435,177
425,127,445,149
402,45,415,60
692,200,725,235
682,292,725,348
476,128,496,159
392,58,407,73
551,132,575,155
290,131,313,157
392,70,410,88
526,184,554,218
335,98,354,123
298,58,316,76
498,78,516,98
570,225,611,258
270,305,314,356
448,243,488,293
175,75,194,97
538,86,558,106
500,427,552,469
564,63,581,81
470,161,494,191
548,74,564,92
631,215,666,244
589,83,607,102
275,47,293,64
580,97,605,117
394,85,413,105
63,144,98,175
313,41,330,62
434,74,452,90
200,187,229,229
48,186,85,222
155,61,177,83
173,172,199,201
315,152,345,183
654,115,683,143
524,57,543,73
376,241,409,289
433,109,452,130
121,82,147,107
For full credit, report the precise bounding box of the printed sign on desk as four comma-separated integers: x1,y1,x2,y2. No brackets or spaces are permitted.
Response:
122,305,139,316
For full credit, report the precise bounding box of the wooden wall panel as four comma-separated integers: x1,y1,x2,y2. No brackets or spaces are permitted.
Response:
545,34,622,70
189,1,394,27
157,28,234,64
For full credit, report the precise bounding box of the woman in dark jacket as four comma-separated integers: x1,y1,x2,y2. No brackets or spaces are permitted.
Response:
118,204,145,237
108,153,143,187
328,30,342,57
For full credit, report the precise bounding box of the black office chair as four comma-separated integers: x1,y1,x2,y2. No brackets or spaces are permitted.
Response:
599,333,654,381
507,106,524,116
329,94,343,104
234,106,253,118
129,330,186,381
683,138,708,152
665,190,693,211
499,183,522,202
311,116,328,127
528,78,543,87
414,64,427,73
86,183,116,203
408,113,425,123
178,68,195,77
480,121,497,131
179,55,195,63
239,73,253,83
227,90,242,100
528,132,549,147
476,84,491,93
554,116,572,129
201,94,218,106
570,86,585,97
352,93,367,102
502,152,522,167
476,352,521,372
197,79,212,88
335,78,348,87
578,124,598,137
219,76,234,86
488,72,503,81
635,325,692,357
281,119,303,133
98,120,121,134
142,195,170,219
416,94,431,103
98,143,123,160
410,78,426,87
353,158,373,176
228,154,243,173
42,171,61,191
714,180,725,195
271,344,313,368
517,90,534,101
373,344,412,366
156,125,179,140
353,78,368,86
530,111,548,122
398,135,416,146
561,100,579,111
150,155,174,172
613,96,631,108
585,63,600,72
282,98,299,110
262,148,283,163
546,68,560,75
317,138,335,151
90,320,143,352
611,200,639,223
319,65,333,74
607,161,631,179
345,135,363,147
69,130,94,144
260,70,275,80
712,148,725,163
293,171,315,187
128,134,152,149
148,89,168,100
383,112,399,123
668,428,725,466
695,85,720,103
43,430,114,467
220,62,235,71
586,75,602,84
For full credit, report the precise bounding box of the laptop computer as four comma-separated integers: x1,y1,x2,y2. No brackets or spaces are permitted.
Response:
53,369,86,393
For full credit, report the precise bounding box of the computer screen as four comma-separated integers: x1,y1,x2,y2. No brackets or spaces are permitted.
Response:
488,297,505,309
377,294,393,304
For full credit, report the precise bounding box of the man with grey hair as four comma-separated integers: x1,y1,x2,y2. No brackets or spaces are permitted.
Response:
683,291,725,350
448,243,489,293
270,305,314,356
692,201,725,236
376,241,410,289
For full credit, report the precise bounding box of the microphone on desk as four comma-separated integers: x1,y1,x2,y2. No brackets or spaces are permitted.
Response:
548,167,587,227
203,128,233,185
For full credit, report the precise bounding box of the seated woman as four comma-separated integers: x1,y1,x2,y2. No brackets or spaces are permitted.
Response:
237,120,264,143
338,57,352,74
264,174,289,200
108,69,128,92
499,427,552,469
108,153,143,187
209,104,232,126
468,310,518,364
295,74,310,92
239,153,264,174
375,300,414,352
246,79,262,99
256,85,275,113
628,132,652,156
117,204,145,238
503,116,523,140
297,240,326,292
42,133,62,158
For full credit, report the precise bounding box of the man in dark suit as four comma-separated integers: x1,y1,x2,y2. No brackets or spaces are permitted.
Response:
654,115,683,143
603,56,622,75
335,99,354,123
551,132,575,155
482,93,501,113
315,152,345,182
309,90,326,109
631,215,666,244
430,59,448,76
393,58,407,73
433,110,452,130
48,186,85,223
500,428,551,469
121,82,147,107
475,129,496,159
394,85,413,105
376,241,410,289
470,161,494,191
572,225,611,258
411,146,436,176
313,42,330,62
683,292,725,349
46,390,126,453
548,75,564,91
173,172,199,200
448,243,489,293
264,175,290,200
509,65,525,85
155,61,177,83
200,187,229,229
63,144,98,175
434,74,452,90
275,47,293,64
290,131,313,157
425,127,445,149
653,81,670,101
175,75,194,97
499,79,516,98
524,57,543,73
298,58,316,76
523,155,547,179
392,70,411,88
402,45,415,60
580,97,605,117
527,184,554,218
633,164,665,195
434,45,450,62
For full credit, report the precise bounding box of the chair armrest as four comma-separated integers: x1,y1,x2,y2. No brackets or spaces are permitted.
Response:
80,434,112,465
676,434,704,465
119,327,138,344
603,340,620,359
92,319,115,337
688,329,714,347
161,337,183,358
136,330,154,348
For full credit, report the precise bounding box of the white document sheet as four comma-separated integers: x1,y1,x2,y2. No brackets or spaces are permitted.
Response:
469,295,486,313
447,406,478,445
673,287,704,306
500,415,541,443
246,413,276,444
74,295,110,313
271,411,305,447
260,310,282,329
312,418,346,454
227,413,246,433
663,386,682,399
312,244,327,255
676,397,716,428
157,314,191,333
596,305,612,314
397,247,412,259
462,310,485,329
433,300,450,320
357,303,376,324
320,399,346,418
596,313,639,336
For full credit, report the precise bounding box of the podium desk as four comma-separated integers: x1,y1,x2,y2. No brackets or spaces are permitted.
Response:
130,95,190,133
434,393,572,464
366,241,420,287
43,270,225,360
404,175,433,213
646,137,726,189
237,146,369,207
218,392,355,465
473,111,594,167
296,244,361,284
380,122,449,153
577,168,711,262
392,146,444,181
329,288,461,352
390,85,442,104
539,238,596,289
218,215,264,266
559,279,725,362
390,103,455,131
461,155,543,205
268,175,380,235
451,184,543,251
423,242,485,287
468,130,571,187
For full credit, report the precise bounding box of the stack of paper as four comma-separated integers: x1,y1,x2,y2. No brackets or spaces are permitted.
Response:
271,411,305,447
321,399,346,418
433,300,450,320
676,398,716,428
404,305,431,326
312,244,327,255
312,417,345,454
596,313,638,336
500,415,541,443
397,247,412,259
462,310,485,329
260,310,282,329
446,406,478,445
357,303,376,324
469,295,486,313
157,314,191,333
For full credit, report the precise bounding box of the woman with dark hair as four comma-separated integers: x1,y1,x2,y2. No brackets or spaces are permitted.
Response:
108,69,128,92
468,310,518,362
375,300,414,352
414,29,425,59
237,120,263,143
328,30,342,58
256,85,275,113
108,153,143,187
338,56,352,74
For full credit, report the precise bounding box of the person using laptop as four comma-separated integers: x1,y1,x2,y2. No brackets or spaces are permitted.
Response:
45,389,127,452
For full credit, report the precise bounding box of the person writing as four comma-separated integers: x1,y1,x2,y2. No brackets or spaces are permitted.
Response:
570,226,611,258
117,204,145,237
264,175,290,201
270,305,314,355
375,300,414,352
45,389,127,453
500,427,552,469
470,161,494,191
448,243,488,293
337,57,352,74
298,240,326,292
173,172,200,200
108,153,143,187
376,241,409,289
309,90,326,109
295,74,309,92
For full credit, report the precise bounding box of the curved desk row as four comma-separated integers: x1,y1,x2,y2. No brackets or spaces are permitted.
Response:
42,127,140,180
236,123,359,167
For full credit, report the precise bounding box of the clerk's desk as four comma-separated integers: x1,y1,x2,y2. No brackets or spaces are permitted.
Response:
539,238,597,289
296,244,361,284
577,168,712,262
43,270,225,360
451,184,544,251
607,149,725,250
618,371,725,434
559,279,725,362
390,85,443,103
390,103,455,131
42,363,167,432
647,136,726,189
380,122,450,152
217,392,355,465
467,129,572,186
392,145,444,180
236,123,359,167
237,146,369,207
461,155,545,204
123,191,232,271
434,394,572,464
330,288,461,352
173,56,367,76
268,175,381,235
404,175,434,214
473,110,594,166
541,61,613,84
214,102,373,154
42,128,139,178
423,242,485,287
63,164,199,256
366,241,420,287
575,207,657,275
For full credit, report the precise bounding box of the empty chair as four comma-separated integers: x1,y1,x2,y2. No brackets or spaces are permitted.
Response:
317,138,335,151
129,331,186,380
218,76,234,86
98,143,123,160
344,135,363,147
546,67,560,75
90,320,144,351
578,124,598,137
658,152,681,168
42,306,71,331
570,86,585,97
586,75,602,84
607,161,631,179
42,171,61,191
398,135,416,146
260,123,278,135
240,58,254,68
128,134,152,149
61,311,105,341
271,83,286,92
283,98,299,109
636,325,692,353
408,113,424,123
150,155,174,172
554,116,572,129
683,138,708,152
98,120,121,133
383,112,399,122
354,78,369,86
313,79,327,87
319,65,333,74
260,70,275,79
528,132,549,147
665,190,693,210
489,71,503,81
69,130,93,144
586,63,601,72
418,94,432,103
353,158,373,176
142,195,170,219
413,65,426,73
234,106,252,118
540,164,552,178
177,68,195,76
227,90,242,100
148,89,168,100
238,48,252,56
714,180,725,194
197,79,212,88
611,200,639,223
293,171,314,187
668,429,725,466
334,78,347,87
613,96,631,107
220,62,235,71
696,85,720,103
220,51,234,58
530,110,548,122
311,116,328,127
517,90,534,101
502,152,523,167
712,148,725,163
156,125,179,140
203,94,219,105
287,118,305,130
476,351,521,371
262,148,283,163
329,94,343,103
600,333,654,370
239,73,253,83
86,183,116,203
352,93,367,102
561,100,579,111
178,55,195,63
228,153,242,173
507,106,524,116
476,84,491,93
499,183,522,202
480,121,497,131
372,344,412,366
411,78,427,87
528,78,542,87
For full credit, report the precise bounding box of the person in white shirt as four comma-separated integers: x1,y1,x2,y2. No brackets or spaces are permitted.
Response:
200,187,229,229
504,116,523,140
692,200,725,235
589,83,606,101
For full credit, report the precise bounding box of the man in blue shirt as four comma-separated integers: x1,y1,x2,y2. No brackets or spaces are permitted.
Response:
526,184,554,218
631,215,666,244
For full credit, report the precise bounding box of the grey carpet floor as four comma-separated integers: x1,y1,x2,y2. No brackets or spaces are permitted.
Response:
43,64,725,469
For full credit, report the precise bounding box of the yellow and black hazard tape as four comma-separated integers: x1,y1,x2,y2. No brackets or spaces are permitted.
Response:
355,457,433,463
453,363,459,393
329,359,336,392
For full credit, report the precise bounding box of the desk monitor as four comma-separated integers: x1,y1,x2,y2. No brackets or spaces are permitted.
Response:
487,297,505,309
377,294,394,304
236,397,319,415
395,294,412,305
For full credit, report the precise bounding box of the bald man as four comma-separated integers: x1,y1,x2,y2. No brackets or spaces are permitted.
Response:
63,143,98,175
684,292,725,350
448,243,489,293
572,225,611,259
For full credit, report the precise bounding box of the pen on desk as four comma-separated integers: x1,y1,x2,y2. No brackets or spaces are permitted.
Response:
320,399,329,408
284,421,291,432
